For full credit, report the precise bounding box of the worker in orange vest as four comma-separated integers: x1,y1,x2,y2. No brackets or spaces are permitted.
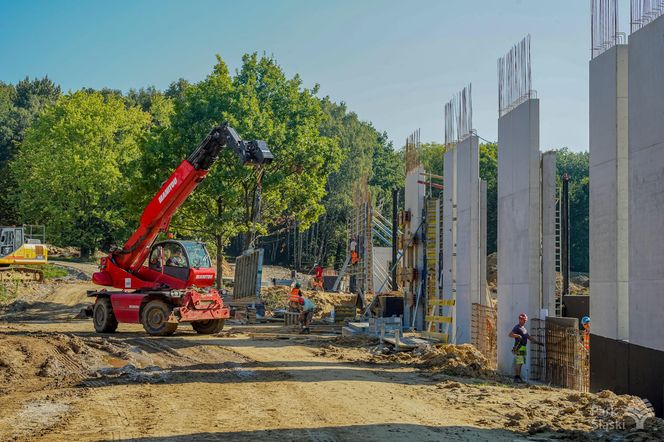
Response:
581,316,590,351
289,282,304,312
350,238,359,265
311,264,324,290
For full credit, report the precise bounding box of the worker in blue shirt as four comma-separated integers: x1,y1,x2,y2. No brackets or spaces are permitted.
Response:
298,295,316,334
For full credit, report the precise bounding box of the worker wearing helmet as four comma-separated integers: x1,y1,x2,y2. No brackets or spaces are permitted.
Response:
289,282,304,313
581,316,590,351
508,312,543,384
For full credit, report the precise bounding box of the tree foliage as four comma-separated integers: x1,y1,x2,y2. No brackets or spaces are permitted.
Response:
12,91,152,257
557,148,589,272
0,77,61,224
139,54,342,279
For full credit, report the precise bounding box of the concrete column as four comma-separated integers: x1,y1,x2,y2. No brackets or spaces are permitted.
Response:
589,44,629,342
541,151,557,316
628,18,664,352
480,179,488,305
497,98,541,376
455,134,480,344
404,166,426,330
442,147,457,341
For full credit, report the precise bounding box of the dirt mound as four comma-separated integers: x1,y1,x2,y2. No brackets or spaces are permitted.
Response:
0,332,135,394
260,286,357,319
47,245,81,258
0,281,93,322
317,340,498,379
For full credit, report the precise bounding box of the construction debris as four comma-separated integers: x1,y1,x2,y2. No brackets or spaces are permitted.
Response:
317,338,498,380
260,286,358,319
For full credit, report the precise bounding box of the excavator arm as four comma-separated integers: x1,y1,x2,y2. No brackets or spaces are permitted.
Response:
93,123,272,289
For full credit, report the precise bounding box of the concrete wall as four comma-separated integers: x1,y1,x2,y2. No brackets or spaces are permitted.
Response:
589,44,629,341
455,135,481,343
628,17,664,352
541,151,557,316
497,98,541,376
403,165,426,330
480,180,487,303
372,246,392,293
442,147,457,341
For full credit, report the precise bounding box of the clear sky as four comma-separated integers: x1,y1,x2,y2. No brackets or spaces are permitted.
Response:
0,0,631,152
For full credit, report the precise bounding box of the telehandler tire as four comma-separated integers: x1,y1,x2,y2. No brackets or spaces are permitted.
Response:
141,299,177,336
93,298,118,333
191,319,225,334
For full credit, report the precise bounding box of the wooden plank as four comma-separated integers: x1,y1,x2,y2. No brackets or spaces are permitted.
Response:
425,315,453,323
420,331,449,342
427,299,456,306
248,333,337,340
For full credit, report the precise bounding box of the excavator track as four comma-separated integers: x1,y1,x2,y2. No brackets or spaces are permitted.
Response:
0,267,44,283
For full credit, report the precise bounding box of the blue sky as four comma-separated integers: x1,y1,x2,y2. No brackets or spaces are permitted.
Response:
0,0,631,151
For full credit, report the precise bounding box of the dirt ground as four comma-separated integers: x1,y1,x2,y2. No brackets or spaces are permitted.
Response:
0,280,662,441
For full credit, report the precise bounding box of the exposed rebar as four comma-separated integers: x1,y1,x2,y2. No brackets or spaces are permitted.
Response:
631,0,664,33
498,35,535,117
591,0,621,59
444,84,472,146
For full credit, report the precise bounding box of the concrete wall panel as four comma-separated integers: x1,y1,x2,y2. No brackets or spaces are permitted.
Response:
442,147,457,339
589,45,629,341
629,16,664,352
454,135,480,344
404,166,426,330
497,98,541,376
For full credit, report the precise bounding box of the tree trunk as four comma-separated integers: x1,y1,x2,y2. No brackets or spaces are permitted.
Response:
215,233,223,290
80,245,92,260
215,197,224,290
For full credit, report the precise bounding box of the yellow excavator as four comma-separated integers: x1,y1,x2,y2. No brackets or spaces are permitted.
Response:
0,225,48,282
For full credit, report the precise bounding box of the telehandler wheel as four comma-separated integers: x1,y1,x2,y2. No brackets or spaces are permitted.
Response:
191,319,225,334
141,300,178,336
93,298,118,333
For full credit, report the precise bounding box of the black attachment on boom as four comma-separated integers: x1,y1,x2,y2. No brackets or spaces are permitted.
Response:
188,122,274,170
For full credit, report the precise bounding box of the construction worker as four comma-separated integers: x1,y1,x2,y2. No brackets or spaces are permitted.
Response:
289,282,303,312
311,264,324,290
350,238,359,265
298,295,316,334
166,249,186,267
508,312,543,384
581,316,590,351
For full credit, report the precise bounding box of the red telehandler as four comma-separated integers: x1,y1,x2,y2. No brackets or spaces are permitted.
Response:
87,123,273,336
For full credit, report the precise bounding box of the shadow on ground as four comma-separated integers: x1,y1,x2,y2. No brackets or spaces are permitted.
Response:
98,423,533,442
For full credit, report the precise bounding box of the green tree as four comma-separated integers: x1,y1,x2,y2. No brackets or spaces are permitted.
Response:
480,143,498,254
12,91,152,257
556,148,589,272
141,54,342,284
0,77,61,224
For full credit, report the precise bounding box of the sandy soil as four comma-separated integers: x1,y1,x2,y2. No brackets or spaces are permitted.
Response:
0,280,661,441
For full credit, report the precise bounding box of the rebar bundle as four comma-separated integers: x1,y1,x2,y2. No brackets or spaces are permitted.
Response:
405,129,421,173
444,84,472,146
498,35,533,117
591,0,623,59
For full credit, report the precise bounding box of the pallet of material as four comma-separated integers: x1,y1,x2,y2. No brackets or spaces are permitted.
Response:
333,304,357,323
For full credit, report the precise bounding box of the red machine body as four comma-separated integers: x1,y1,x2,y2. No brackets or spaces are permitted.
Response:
87,123,273,336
